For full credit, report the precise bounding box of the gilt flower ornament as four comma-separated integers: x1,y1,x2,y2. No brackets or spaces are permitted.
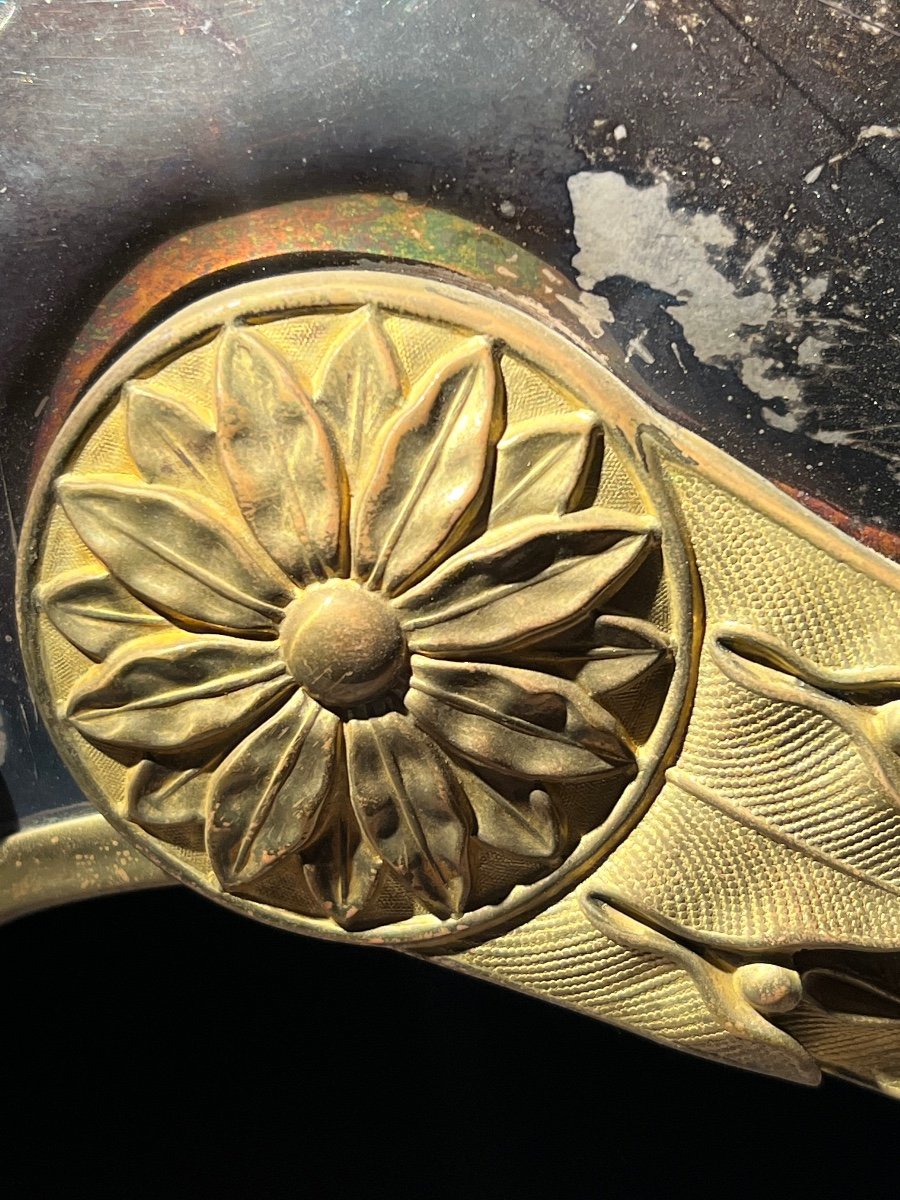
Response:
36,300,672,931
19,247,900,1092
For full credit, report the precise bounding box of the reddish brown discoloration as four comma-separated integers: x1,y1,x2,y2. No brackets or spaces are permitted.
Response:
777,484,900,562
34,195,569,477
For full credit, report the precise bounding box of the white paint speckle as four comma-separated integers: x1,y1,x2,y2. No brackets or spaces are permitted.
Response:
803,123,900,185
613,124,628,142
625,329,656,366
671,341,688,374
568,170,835,417
802,274,830,304
761,403,803,433
809,427,855,447
859,124,900,143
557,292,615,338
498,199,517,219
797,335,830,367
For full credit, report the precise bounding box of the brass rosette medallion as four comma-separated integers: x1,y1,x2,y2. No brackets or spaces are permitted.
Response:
19,271,691,945
16,205,900,1095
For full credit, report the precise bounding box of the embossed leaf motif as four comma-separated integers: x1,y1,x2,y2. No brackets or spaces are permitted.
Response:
456,765,560,859
489,411,601,526
396,511,656,656
408,657,634,780
207,691,341,887
57,477,292,632
354,337,503,595
48,308,668,926
713,624,900,807
127,757,220,829
302,811,383,930
526,614,673,697
216,325,347,583
347,713,471,916
66,629,291,752
125,383,227,496
37,569,168,661
314,305,403,481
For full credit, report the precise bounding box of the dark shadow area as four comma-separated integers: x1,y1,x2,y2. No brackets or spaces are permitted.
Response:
0,770,17,838
0,887,897,1199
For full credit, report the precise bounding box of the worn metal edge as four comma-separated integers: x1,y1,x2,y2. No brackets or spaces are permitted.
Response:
0,809,173,924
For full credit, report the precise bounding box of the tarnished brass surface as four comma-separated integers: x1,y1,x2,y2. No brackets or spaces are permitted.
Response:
0,810,171,925
20,271,688,945
15,252,900,1095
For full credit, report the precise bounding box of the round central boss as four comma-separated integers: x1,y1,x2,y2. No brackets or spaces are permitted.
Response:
280,579,407,707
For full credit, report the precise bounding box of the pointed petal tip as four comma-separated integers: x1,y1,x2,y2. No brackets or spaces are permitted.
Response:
439,334,497,373
217,320,247,343
445,873,470,918
215,323,271,377
328,904,361,930
211,860,248,892
576,408,603,429
468,337,498,374
54,473,78,502
55,472,123,510
216,321,251,363
207,823,284,892
122,378,161,404
120,379,141,406
123,382,160,433
127,757,214,830
412,871,469,920
349,302,380,327
561,408,603,445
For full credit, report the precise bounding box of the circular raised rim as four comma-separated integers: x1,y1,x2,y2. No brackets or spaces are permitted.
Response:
18,266,696,950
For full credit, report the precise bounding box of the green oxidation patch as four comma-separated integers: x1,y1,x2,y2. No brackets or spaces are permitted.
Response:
35,195,573,476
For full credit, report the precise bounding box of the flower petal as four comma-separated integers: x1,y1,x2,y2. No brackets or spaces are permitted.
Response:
488,411,602,526
525,614,672,697
125,382,227,496
353,338,503,596
66,628,292,752
302,811,383,929
408,657,634,780
127,757,219,829
314,306,403,483
456,764,560,858
57,476,292,632
36,568,168,661
206,691,340,888
346,712,470,916
396,509,657,657
216,325,347,584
